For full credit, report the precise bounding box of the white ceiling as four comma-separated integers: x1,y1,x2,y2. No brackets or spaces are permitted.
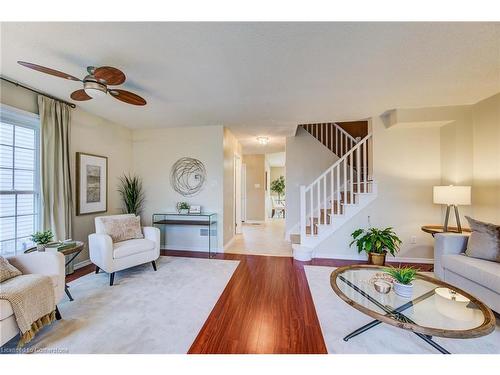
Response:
1,22,499,153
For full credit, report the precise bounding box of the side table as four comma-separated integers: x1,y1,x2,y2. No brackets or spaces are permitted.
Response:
25,241,85,301
421,225,471,237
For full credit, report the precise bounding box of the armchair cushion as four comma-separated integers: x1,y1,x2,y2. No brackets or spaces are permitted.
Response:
0,256,22,283
113,238,156,259
100,215,144,243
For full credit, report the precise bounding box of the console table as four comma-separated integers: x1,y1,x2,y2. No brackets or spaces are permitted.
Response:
152,212,217,258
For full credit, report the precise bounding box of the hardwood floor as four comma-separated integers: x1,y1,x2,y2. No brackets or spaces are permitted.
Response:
65,251,433,354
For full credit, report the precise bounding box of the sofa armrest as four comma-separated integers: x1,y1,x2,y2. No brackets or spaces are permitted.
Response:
6,252,65,302
434,233,469,280
143,226,160,258
88,233,114,272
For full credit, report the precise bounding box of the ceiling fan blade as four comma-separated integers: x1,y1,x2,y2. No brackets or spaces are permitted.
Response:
18,61,81,81
94,66,126,85
108,89,146,106
70,89,92,101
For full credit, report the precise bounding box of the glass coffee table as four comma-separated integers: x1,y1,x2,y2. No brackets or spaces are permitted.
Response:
330,265,496,354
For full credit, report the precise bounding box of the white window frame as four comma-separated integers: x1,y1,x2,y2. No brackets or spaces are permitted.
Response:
0,103,41,255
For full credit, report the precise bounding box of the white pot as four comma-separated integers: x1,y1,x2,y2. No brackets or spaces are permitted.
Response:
37,244,46,252
179,209,189,214
393,281,413,298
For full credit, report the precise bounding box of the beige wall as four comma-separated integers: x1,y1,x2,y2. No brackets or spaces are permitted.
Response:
223,127,242,245
0,80,134,265
313,117,442,260
243,154,265,221
132,126,225,250
472,93,500,223
285,127,339,233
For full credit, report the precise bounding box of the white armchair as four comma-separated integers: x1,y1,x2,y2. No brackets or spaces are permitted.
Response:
88,214,160,286
1,251,65,346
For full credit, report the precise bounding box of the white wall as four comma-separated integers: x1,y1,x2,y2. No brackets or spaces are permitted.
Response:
0,80,134,265
132,126,225,251
285,127,339,234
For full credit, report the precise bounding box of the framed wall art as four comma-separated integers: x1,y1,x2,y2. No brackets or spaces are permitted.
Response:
76,152,108,215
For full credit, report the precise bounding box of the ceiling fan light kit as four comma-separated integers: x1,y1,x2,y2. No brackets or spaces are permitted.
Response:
17,61,146,106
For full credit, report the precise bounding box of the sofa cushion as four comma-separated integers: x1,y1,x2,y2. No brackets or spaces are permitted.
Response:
0,299,14,321
113,239,155,259
442,254,500,294
0,256,22,283
465,216,500,262
100,216,144,243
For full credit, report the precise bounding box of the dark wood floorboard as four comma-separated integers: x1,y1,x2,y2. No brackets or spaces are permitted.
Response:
66,250,432,354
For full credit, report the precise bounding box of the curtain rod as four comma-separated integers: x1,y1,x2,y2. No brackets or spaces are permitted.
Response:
0,76,76,109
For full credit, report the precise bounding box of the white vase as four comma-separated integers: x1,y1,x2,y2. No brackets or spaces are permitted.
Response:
37,244,46,252
393,281,413,298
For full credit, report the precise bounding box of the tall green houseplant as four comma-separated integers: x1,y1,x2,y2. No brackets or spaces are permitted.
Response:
270,176,285,200
118,174,145,216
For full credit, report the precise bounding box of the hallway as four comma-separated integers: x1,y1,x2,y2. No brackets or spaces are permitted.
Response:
224,219,292,257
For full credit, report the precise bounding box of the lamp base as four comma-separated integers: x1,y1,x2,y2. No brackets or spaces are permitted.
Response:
443,205,462,233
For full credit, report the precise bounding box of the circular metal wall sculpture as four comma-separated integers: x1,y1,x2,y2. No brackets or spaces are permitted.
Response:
170,157,207,197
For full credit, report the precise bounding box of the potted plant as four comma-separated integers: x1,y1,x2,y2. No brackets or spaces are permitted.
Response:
31,230,54,251
385,266,418,298
270,176,285,201
349,227,402,265
118,174,145,215
176,202,190,214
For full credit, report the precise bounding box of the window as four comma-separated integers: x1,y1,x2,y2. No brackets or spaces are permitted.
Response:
0,105,41,256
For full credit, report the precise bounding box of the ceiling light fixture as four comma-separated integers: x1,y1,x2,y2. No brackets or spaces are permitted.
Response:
257,136,269,145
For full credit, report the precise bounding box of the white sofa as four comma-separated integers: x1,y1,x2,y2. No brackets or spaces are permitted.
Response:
89,214,160,286
1,251,65,346
434,233,500,313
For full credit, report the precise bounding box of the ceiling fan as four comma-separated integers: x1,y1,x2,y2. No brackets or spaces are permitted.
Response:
17,61,147,106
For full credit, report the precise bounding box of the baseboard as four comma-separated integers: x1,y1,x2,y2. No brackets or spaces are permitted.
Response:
313,252,434,264
74,259,92,270
161,245,222,253
391,256,434,264
244,220,265,224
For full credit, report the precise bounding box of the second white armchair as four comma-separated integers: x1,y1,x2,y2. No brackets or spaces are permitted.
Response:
88,214,160,286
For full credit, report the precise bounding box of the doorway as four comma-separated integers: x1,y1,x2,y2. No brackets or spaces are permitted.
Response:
234,154,242,235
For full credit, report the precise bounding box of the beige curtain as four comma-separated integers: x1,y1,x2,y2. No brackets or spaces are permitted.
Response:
38,95,73,241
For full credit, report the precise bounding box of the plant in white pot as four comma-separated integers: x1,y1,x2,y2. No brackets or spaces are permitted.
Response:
31,230,54,251
176,202,190,214
385,266,418,298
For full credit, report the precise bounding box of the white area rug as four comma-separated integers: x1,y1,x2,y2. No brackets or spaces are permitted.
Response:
18,256,239,353
304,265,500,354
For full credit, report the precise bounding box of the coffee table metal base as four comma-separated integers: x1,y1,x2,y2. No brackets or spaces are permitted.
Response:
343,319,451,354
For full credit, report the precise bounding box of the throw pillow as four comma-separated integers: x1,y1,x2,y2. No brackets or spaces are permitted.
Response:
464,216,500,262
101,215,144,243
0,256,22,283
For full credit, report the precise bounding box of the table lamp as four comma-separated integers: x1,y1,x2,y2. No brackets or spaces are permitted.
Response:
433,185,471,233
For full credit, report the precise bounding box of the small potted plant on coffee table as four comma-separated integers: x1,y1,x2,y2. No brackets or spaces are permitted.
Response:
31,230,54,251
349,227,402,265
176,202,190,214
385,266,418,298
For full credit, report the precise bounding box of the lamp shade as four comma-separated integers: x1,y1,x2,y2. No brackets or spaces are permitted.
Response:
433,185,471,205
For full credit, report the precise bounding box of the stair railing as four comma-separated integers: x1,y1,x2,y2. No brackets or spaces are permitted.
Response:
300,123,358,157
300,133,372,242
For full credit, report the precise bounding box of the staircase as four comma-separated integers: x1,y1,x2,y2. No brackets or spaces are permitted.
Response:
290,122,377,261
